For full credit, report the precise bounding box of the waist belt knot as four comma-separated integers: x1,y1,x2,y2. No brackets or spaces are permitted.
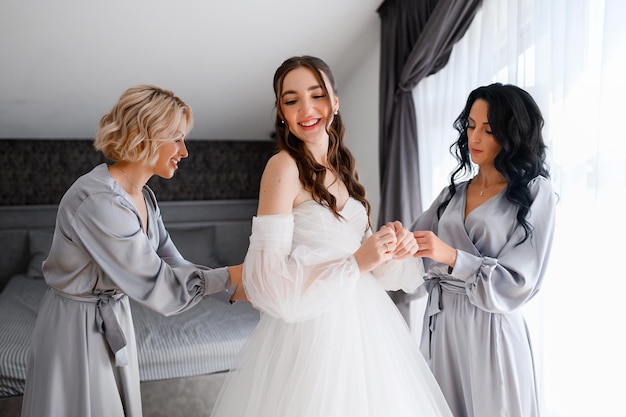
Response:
95,290,128,367
52,288,128,367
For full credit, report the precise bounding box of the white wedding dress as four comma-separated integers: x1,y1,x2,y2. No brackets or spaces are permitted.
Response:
210,198,452,417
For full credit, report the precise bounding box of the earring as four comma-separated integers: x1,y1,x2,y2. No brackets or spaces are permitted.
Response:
281,120,285,124
334,109,338,115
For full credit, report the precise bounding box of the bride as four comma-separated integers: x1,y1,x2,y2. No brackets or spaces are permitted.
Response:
210,55,452,417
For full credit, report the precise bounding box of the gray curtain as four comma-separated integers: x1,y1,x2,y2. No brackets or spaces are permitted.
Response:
377,0,482,228
377,0,482,321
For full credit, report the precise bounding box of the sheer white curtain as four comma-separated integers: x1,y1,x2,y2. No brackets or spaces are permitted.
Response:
412,0,626,416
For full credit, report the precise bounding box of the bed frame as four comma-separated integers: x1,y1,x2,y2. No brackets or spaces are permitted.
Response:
0,199,259,417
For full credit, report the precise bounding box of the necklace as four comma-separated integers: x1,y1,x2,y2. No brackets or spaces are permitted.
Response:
115,166,142,191
474,176,506,196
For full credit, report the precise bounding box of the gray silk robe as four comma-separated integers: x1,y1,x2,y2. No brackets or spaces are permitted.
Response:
21,164,231,417
411,176,556,417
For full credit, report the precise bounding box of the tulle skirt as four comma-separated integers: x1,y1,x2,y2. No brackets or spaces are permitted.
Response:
210,274,452,417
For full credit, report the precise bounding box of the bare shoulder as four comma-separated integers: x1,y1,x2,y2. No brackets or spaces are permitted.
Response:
264,151,298,177
258,150,301,215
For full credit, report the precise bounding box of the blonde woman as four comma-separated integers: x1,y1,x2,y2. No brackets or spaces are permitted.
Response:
21,85,244,417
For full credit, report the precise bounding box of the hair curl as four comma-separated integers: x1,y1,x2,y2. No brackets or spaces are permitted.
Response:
273,56,370,222
94,85,193,166
439,83,550,244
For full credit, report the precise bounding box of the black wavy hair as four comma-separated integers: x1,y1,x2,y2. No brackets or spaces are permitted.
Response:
439,83,550,244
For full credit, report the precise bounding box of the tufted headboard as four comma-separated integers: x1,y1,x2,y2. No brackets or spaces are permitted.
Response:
0,139,276,205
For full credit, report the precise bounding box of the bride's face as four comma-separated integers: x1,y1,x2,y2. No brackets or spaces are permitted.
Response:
279,67,339,147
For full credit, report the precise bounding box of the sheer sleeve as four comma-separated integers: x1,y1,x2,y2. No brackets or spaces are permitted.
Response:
362,227,426,293
242,214,361,322
372,257,425,293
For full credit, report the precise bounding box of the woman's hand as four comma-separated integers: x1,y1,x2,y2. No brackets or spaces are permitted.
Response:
384,221,419,260
227,264,248,301
412,230,457,269
353,225,397,273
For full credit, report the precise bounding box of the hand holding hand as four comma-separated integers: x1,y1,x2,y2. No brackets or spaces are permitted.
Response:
412,230,457,268
384,221,419,260
353,225,397,273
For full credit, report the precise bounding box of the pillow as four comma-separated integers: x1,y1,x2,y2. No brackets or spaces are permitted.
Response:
27,229,54,278
167,226,222,268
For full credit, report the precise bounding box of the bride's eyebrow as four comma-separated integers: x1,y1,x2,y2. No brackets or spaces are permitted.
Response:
281,85,322,98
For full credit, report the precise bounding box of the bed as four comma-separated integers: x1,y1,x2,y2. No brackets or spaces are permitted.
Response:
0,199,261,417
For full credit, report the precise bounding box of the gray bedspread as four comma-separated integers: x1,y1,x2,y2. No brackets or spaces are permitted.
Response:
0,274,259,397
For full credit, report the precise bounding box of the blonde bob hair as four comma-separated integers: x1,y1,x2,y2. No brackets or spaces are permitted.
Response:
94,85,193,166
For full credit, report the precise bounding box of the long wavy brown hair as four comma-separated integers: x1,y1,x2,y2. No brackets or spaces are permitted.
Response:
273,55,371,223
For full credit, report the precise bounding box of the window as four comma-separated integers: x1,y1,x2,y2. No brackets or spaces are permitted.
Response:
413,1,626,415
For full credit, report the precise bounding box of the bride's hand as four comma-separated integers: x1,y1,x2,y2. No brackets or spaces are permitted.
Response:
353,225,397,273
384,221,419,260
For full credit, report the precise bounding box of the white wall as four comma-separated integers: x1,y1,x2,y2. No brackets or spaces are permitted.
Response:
0,0,382,142
340,38,381,225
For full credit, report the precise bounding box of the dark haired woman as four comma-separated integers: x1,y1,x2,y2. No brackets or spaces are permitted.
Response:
410,83,557,417
210,56,452,417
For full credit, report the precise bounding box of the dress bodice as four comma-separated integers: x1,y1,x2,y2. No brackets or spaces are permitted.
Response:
292,198,369,254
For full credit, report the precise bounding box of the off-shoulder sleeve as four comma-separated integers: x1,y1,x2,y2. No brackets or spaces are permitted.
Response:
449,177,557,313
67,193,230,316
242,214,361,322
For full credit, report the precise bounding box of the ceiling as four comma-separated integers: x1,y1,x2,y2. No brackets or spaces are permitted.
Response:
0,0,383,140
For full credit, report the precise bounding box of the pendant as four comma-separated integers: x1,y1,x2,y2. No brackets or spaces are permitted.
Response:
479,190,484,196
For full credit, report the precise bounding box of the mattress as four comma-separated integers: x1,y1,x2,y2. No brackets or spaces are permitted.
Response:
0,274,259,397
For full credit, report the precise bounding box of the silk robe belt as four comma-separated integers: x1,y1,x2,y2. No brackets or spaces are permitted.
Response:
420,278,466,361
51,288,129,367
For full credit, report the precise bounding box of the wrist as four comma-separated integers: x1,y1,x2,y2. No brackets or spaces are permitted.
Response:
353,252,372,274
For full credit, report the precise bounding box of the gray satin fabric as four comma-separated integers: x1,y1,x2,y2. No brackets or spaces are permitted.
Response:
21,163,231,417
411,177,556,417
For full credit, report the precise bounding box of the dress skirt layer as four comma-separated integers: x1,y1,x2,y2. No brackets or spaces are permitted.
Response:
211,274,451,417
211,199,452,417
